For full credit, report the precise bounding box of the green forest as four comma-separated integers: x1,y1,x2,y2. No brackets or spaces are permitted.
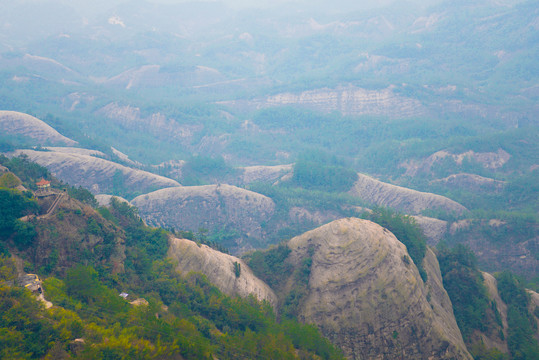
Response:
0,160,344,360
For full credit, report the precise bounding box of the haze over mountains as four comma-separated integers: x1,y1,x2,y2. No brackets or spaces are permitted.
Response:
0,0,538,359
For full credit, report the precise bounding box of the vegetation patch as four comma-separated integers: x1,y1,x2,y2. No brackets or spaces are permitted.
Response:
364,207,428,281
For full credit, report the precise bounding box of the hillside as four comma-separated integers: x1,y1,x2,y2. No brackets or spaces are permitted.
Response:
2,156,538,359
0,166,344,360
168,236,277,306
0,0,538,357
0,111,76,146
246,217,472,359
349,173,467,215
131,184,275,252
10,149,180,197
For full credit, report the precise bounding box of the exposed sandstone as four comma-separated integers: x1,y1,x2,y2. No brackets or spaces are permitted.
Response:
402,149,511,177
168,237,277,307
95,194,129,207
44,147,106,157
10,149,180,195
288,206,342,225
481,272,509,353
131,184,275,252
0,111,77,146
412,215,448,245
263,85,426,118
284,218,472,359
98,102,203,143
431,173,505,193
239,164,293,185
349,173,467,215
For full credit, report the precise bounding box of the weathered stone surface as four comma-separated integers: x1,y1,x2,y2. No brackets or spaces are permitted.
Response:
412,215,448,245
431,173,505,193
285,218,472,359
349,173,467,215
94,194,129,207
481,272,509,353
10,149,180,195
168,237,277,307
402,149,511,177
131,184,275,252
0,111,76,145
263,85,427,118
239,164,293,185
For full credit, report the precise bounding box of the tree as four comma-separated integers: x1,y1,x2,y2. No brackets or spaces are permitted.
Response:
0,172,21,189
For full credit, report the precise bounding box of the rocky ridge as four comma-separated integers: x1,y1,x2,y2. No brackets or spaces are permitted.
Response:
0,111,77,146
280,218,472,359
412,215,448,245
10,149,180,195
97,102,203,143
131,184,275,252
262,85,427,118
349,173,467,215
239,164,293,185
431,173,505,193
168,236,277,307
401,149,511,177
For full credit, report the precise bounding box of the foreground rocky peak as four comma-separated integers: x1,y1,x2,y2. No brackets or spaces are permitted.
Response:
168,236,277,307
285,218,472,359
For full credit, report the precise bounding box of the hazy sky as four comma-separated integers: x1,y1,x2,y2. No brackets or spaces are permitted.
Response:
62,0,439,12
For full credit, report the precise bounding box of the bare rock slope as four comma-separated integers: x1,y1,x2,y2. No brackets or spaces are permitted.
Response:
284,218,472,359
262,85,426,118
239,164,293,185
11,149,180,195
431,173,505,193
131,184,275,251
349,173,467,215
168,237,277,306
0,111,76,145
412,215,448,245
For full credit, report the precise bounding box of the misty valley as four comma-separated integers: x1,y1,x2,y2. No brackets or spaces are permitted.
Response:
0,0,538,359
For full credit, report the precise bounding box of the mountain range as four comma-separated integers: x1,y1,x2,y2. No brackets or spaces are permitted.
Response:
0,0,538,358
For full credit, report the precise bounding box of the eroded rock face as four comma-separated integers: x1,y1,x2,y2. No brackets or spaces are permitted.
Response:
98,103,203,142
10,149,180,195
131,184,275,252
263,85,426,118
481,272,509,353
286,218,472,359
412,215,448,245
0,111,77,146
349,173,467,215
431,173,505,193
402,149,511,177
239,164,293,185
168,237,277,307
94,194,129,207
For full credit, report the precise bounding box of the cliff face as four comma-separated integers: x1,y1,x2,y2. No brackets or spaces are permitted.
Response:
263,85,426,118
168,237,277,307
349,173,467,215
131,184,275,252
285,218,472,359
